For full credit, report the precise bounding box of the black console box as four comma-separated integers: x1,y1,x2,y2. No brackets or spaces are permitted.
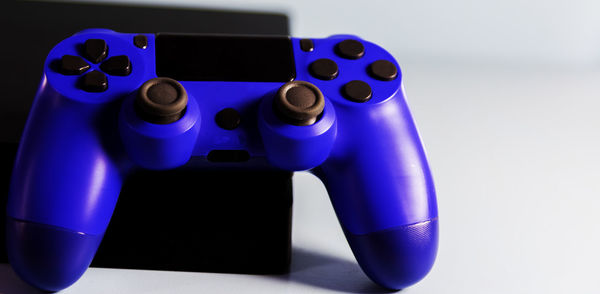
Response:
0,0,292,274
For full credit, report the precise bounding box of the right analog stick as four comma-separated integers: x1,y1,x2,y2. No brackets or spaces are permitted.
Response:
135,77,188,124
274,81,325,126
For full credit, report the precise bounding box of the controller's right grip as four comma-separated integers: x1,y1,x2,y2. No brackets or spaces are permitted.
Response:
315,86,438,289
344,218,438,290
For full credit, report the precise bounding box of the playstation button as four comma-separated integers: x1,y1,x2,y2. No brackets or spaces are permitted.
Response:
215,108,241,130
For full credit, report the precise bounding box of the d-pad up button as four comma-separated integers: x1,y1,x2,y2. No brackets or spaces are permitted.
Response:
84,39,108,63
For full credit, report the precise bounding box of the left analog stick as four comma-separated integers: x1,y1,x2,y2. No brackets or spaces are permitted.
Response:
135,77,188,124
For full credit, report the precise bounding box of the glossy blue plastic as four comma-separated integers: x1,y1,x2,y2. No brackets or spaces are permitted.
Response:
6,30,438,291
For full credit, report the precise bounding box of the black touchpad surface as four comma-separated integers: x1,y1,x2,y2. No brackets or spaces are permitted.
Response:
155,34,295,82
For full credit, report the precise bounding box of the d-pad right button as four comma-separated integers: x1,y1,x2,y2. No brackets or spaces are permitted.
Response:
101,55,132,76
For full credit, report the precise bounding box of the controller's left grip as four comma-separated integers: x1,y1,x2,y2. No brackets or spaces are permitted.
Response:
6,82,127,291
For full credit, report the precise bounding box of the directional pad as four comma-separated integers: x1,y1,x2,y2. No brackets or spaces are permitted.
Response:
100,55,132,76
81,70,108,92
54,38,138,92
60,55,90,75
84,39,108,63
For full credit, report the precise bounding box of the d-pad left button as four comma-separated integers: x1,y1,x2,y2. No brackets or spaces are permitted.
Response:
84,39,108,63
60,55,90,75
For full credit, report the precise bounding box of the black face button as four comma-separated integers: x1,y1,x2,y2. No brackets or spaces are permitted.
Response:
343,80,372,103
336,39,365,59
84,39,108,63
300,39,314,52
136,77,188,124
274,81,325,126
215,108,241,130
100,55,132,76
60,55,90,75
369,60,398,81
134,35,148,49
309,59,338,80
81,70,108,92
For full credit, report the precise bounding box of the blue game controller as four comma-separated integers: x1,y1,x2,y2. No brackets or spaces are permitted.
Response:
6,29,438,292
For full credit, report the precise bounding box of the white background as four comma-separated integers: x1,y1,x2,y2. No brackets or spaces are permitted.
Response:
2,0,600,293
54,0,600,67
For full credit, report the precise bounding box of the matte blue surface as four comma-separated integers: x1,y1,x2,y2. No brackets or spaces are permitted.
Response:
7,30,438,291
6,217,103,292
345,219,439,290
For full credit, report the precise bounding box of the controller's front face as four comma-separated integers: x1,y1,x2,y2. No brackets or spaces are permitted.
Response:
44,30,403,169
8,29,437,292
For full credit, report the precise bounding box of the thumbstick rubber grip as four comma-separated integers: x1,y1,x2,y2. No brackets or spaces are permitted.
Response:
135,77,188,124
274,81,325,126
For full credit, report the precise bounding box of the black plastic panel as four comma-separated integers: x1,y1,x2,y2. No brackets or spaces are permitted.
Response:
156,34,295,82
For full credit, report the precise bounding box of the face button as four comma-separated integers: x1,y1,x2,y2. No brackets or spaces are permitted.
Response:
134,34,148,49
274,81,325,126
100,55,132,76
300,39,314,52
84,39,108,63
369,60,398,81
309,59,338,80
336,39,365,59
343,80,372,103
136,77,188,124
81,70,108,92
60,55,90,75
215,108,241,130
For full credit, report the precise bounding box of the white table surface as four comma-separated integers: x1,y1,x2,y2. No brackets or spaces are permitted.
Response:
2,62,600,293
